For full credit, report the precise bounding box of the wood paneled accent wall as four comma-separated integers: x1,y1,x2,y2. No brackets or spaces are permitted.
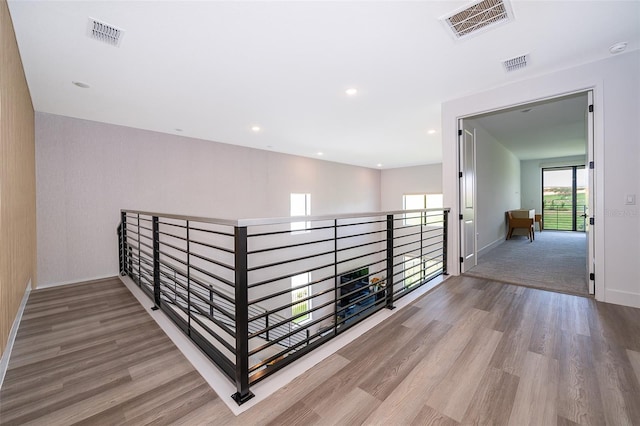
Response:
0,0,36,355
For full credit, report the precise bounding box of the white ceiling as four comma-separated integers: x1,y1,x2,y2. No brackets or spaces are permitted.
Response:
7,1,640,169
470,92,588,160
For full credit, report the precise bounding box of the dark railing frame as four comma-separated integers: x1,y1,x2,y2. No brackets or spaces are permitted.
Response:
118,208,449,404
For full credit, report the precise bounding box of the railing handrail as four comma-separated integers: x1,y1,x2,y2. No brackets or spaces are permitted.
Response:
122,207,451,228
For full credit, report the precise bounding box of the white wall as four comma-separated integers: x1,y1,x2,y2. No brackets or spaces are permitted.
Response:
36,113,382,286
442,50,640,308
380,164,442,211
469,120,521,254
520,155,586,212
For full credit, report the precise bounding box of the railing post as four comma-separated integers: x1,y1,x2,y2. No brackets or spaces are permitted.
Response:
152,216,161,309
333,219,339,331
119,211,126,276
232,226,254,405
265,314,270,341
443,209,449,275
385,214,395,309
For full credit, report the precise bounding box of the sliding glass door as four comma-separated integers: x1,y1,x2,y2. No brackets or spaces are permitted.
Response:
542,166,587,231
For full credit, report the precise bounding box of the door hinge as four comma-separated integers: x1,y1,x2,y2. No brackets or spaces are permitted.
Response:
458,129,463,136
589,161,594,169
588,104,594,113
459,214,463,220
589,217,595,225
460,257,464,263
589,272,595,281
459,172,463,178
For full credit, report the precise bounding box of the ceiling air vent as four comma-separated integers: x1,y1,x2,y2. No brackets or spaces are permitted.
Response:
87,18,124,47
441,0,513,40
502,54,529,72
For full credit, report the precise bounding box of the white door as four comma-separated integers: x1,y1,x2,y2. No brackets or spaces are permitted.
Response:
586,91,595,295
459,121,477,272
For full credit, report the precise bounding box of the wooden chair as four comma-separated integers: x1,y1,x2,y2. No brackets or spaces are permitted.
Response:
535,214,543,231
506,211,535,242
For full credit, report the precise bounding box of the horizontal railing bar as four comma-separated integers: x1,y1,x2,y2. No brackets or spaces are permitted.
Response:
335,248,387,268
249,289,339,326
156,259,236,304
159,241,235,272
160,285,235,338
247,262,336,289
247,250,335,273
171,294,237,344
189,238,235,255
247,236,336,255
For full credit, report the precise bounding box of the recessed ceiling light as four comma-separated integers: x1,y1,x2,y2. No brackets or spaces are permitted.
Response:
609,42,627,54
72,81,90,89
317,152,324,156
377,163,383,167
427,129,437,135
345,88,358,96
251,126,261,132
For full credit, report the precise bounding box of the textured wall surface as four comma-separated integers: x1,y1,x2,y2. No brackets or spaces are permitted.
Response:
0,0,37,354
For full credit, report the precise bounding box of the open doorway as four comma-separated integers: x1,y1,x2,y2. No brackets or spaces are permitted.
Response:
459,91,594,296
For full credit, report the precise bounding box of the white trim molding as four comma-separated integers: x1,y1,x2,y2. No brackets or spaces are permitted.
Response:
0,279,32,388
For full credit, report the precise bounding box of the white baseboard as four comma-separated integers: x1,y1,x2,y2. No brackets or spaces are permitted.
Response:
605,289,640,309
0,279,32,389
36,274,117,289
119,274,445,415
478,237,504,258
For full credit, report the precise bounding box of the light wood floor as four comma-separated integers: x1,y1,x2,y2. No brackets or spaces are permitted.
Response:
2,276,640,425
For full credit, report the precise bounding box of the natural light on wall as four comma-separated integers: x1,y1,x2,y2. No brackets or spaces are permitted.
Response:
290,193,311,232
291,272,311,323
403,193,444,226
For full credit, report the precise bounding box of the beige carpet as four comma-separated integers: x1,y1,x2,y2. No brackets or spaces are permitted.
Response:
465,230,588,295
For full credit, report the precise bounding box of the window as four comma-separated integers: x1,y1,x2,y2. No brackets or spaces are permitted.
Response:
403,193,443,226
403,256,423,288
291,272,311,323
403,256,442,289
290,193,311,232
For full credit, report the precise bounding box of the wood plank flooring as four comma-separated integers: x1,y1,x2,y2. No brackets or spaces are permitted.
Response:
2,276,640,425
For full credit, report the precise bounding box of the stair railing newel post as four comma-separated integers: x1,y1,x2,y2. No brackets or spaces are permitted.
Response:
119,210,126,276
152,216,161,309
443,210,449,275
385,214,395,309
232,225,254,404
333,218,338,334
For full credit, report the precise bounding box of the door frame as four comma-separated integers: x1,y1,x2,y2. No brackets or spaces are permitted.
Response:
456,89,596,295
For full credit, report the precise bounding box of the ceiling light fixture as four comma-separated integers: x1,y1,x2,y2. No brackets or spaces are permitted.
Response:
609,42,627,54
345,88,358,96
317,152,324,156
427,129,437,135
377,163,383,168
72,81,90,88
251,126,261,132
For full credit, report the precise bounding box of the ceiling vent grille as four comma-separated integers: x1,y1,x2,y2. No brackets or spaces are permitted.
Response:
87,18,124,47
442,0,513,39
503,54,529,72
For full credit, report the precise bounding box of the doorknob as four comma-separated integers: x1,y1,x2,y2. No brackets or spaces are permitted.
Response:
580,214,588,218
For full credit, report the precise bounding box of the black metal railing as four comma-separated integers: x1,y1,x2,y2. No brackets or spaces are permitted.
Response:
118,208,449,404
542,204,587,231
